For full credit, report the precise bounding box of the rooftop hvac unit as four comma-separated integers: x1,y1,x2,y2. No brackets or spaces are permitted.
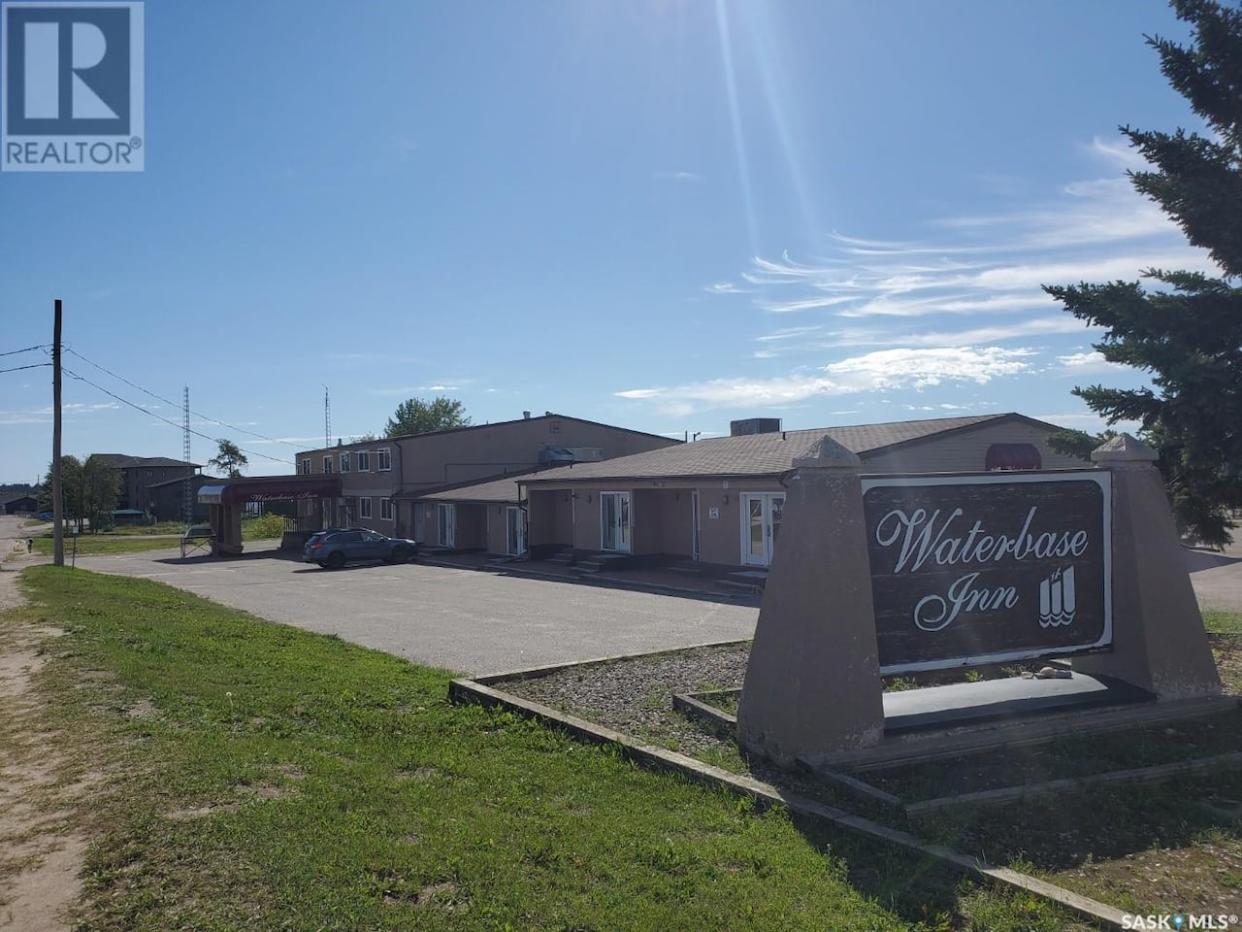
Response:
730,417,782,437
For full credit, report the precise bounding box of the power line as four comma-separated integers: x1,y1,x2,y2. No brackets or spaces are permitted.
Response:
62,366,294,466
0,344,48,358
63,346,305,450
0,362,51,374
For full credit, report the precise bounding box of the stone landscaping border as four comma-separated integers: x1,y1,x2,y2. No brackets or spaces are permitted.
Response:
449,662,1130,930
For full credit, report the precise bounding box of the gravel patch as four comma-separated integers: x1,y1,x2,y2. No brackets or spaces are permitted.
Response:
505,642,750,756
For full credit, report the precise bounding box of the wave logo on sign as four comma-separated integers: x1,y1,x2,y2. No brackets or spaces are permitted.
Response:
1038,566,1076,628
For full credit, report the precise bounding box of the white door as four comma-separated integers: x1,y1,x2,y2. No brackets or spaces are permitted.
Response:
437,503,456,547
506,506,527,555
741,493,785,566
600,492,632,553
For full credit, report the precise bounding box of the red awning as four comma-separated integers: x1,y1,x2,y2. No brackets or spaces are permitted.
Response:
198,475,342,505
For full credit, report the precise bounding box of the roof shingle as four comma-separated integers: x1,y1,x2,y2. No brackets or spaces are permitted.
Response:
522,414,1028,483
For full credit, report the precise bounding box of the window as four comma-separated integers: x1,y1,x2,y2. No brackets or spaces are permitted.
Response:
359,496,373,518
322,456,332,474
340,451,351,473
380,497,394,521
300,458,310,476
377,448,392,471
356,450,370,472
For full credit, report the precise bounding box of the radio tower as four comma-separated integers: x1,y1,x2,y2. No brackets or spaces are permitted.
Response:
181,386,192,525
324,386,331,448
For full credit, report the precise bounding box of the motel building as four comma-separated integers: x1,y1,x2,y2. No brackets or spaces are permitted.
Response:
413,413,1085,581
294,413,678,540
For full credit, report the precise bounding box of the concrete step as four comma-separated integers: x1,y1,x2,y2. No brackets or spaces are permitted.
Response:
666,562,704,577
545,552,575,566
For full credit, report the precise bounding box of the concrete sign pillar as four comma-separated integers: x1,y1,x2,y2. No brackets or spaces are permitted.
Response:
737,436,884,764
1073,434,1221,699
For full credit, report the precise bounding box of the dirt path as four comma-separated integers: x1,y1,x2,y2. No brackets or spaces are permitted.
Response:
0,543,89,931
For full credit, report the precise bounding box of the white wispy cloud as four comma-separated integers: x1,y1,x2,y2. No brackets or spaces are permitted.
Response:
752,315,1094,357
1053,350,1126,375
704,281,749,295
654,170,704,183
616,346,1033,415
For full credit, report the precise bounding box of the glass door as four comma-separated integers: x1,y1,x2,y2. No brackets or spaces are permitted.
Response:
437,503,456,547
600,492,632,553
506,506,527,555
741,493,785,566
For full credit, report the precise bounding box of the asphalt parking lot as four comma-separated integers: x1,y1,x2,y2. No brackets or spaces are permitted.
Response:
73,545,758,676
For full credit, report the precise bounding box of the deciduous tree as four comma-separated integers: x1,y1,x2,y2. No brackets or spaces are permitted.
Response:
384,397,469,438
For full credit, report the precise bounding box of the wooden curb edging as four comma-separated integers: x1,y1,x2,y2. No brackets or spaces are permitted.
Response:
906,751,1242,816
449,675,1128,930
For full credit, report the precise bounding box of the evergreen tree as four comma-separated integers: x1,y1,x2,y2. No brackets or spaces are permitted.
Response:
384,397,470,438
1046,0,1242,546
209,439,248,478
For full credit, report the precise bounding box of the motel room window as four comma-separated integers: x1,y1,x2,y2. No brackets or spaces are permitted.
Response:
377,448,392,471
380,497,394,521
359,496,373,519
299,458,310,475
356,450,370,472
340,451,351,473
322,456,332,474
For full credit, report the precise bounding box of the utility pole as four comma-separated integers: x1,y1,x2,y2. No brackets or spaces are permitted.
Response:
324,386,331,448
182,386,192,525
52,299,64,566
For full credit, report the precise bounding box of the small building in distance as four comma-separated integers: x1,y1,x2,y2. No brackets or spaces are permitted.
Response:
92,454,204,518
145,473,220,522
3,494,39,515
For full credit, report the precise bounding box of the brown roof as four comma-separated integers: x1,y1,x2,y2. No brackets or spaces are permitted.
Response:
415,474,524,505
92,454,202,469
295,413,680,456
521,414,1058,484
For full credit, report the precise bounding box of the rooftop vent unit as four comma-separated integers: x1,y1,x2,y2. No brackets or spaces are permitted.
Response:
730,417,782,437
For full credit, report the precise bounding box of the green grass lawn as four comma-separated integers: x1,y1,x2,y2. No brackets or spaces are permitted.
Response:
0,567,1069,930
30,535,183,556
96,521,189,536
1205,608,1242,636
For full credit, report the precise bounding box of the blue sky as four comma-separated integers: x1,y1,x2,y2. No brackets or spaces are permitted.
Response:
0,0,1216,480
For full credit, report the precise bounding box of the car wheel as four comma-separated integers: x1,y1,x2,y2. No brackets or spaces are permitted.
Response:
324,551,346,570
391,545,412,564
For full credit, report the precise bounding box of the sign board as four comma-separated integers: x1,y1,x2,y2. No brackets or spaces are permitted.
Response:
861,470,1112,673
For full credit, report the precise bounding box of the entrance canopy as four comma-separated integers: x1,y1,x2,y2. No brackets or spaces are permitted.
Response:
198,474,341,505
